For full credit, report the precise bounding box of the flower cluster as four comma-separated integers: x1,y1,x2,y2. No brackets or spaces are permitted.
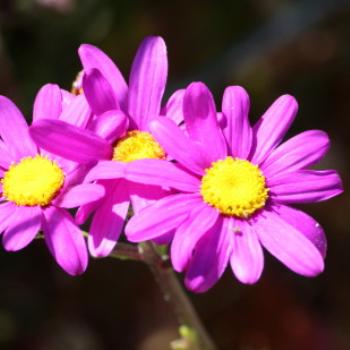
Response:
0,36,342,292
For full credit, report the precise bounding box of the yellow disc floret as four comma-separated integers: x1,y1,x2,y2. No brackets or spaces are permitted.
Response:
200,157,269,218
2,155,65,206
113,130,166,162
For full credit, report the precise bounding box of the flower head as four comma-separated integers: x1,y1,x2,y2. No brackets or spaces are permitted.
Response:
0,85,105,275
124,82,343,292
30,36,183,257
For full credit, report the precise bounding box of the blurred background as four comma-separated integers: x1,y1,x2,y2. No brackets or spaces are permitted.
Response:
0,0,349,349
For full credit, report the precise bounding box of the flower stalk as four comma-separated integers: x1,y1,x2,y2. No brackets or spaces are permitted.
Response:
109,242,217,350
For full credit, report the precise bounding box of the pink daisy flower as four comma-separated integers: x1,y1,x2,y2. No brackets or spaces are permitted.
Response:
30,36,183,257
0,85,104,275
116,82,343,292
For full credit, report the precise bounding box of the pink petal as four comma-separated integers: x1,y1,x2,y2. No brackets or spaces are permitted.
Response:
50,155,84,184
171,203,219,272
33,84,62,122
78,44,128,110
272,204,327,258
125,159,201,192
230,219,264,284
61,89,74,107
221,86,252,159
88,109,128,143
55,183,105,208
75,199,101,225
183,82,227,161
261,130,330,178
185,217,231,293
59,94,91,128
43,206,88,275
160,89,185,125
0,96,37,159
251,95,298,164
88,180,129,257
128,36,167,130
84,161,126,183
0,202,21,234
83,68,119,116
3,206,42,251
125,193,202,242
152,231,174,245
269,170,343,203
128,181,170,214
149,117,211,175
0,139,14,168
255,209,324,276
30,119,112,163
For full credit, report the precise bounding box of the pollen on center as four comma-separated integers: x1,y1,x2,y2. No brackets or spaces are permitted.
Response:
200,157,269,218
2,155,65,207
113,130,166,163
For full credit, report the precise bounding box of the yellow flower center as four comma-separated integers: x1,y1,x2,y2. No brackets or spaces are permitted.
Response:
2,155,65,206
113,130,166,162
200,157,269,218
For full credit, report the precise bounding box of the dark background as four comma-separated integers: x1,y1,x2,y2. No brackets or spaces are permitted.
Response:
0,0,349,349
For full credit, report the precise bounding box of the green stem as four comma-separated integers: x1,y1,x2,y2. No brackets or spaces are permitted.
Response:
109,242,217,350
109,242,143,261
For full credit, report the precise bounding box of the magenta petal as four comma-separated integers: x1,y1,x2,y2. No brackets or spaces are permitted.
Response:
30,119,112,163
55,183,105,208
251,95,298,164
149,117,211,175
56,157,86,184
83,68,119,116
255,209,324,276
184,217,231,293
61,89,74,107
261,130,330,178
84,161,126,182
78,44,128,110
171,203,219,273
183,82,227,161
125,193,202,242
269,170,343,203
89,109,128,143
272,204,327,258
0,96,37,159
76,199,101,225
0,202,22,234
43,206,88,275
125,159,201,192
0,139,14,168
3,206,42,251
128,181,170,214
222,86,252,159
33,84,62,122
0,202,17,234
128,36,167,130
160,89,185,125
230,219,264,284
152,231,174,245
59,94,91,128
88,180,129,257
